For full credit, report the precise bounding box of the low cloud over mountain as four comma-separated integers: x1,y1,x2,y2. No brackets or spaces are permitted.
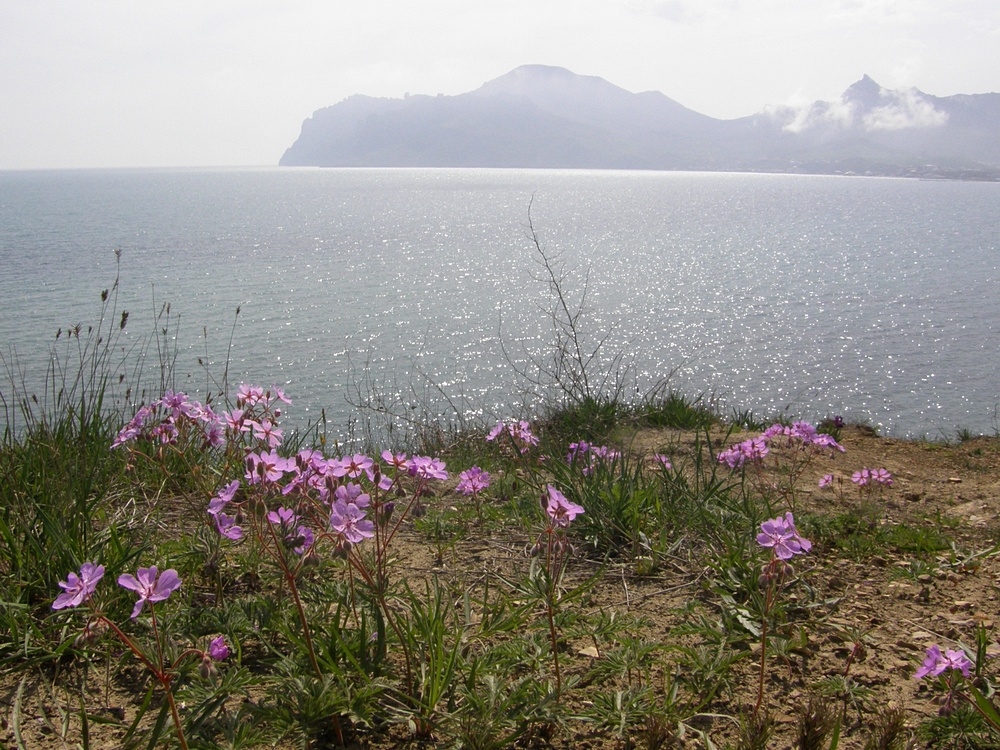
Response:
281,66,1000,179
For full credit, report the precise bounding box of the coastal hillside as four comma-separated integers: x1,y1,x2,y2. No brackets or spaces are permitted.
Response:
281,65,1000,178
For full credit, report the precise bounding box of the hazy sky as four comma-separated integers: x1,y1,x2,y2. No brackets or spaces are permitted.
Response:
2,0,998,170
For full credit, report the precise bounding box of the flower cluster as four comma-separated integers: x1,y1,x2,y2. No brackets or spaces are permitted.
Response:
456,466,491,496
113,384,291,451
209,444,448,555
54,563,182,620
649,453,672,469
719,421,843,470
915,644,973,679
487,420,539,454
718,437,770,469
757,512,812,560
762,421,845,452
566,442,621,474
851,467,893,487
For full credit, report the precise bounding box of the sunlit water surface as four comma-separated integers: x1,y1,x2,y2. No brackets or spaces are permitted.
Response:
1,167,997,439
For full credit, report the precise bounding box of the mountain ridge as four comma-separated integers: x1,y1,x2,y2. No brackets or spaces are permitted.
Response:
280,65,1000,179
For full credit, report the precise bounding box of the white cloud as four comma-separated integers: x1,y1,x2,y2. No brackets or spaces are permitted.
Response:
772,97,858,133
862,89,949,130
772,83,947,133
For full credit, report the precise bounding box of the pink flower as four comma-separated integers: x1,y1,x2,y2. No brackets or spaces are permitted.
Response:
819,474,834,488
329,454,373,479
330,500,375,544
545,485,585,528
409,455,449,480
872,468,893,485
236,384,265,407
118,566,182,619
216,512,243,540
208,635,229,662
208,480,240,516
334,482,370,508
650,454,672,469
53,563,105,610
270,385,292,405
566,441,591,463
381,450,410,471
267,507,299,527
487,420,538,453
757,512,811,560
456,466,491,496
245,450,292,484
718,437,769,469
249,419,283,448
914,644,973,679
224,408,249,433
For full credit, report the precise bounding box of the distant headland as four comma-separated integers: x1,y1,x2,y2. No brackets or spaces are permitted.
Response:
280,65,1000,180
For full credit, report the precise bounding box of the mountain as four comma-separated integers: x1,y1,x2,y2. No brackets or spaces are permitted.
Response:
280,65,1000,179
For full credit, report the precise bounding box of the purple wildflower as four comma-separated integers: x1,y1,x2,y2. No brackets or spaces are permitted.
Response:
118,566,182,619
487,420,539,454
330,500,375,544
208,480,240,517
718,437,770,469
208,635,229,662
267,507,299,527
249,419,283,448
650,454,673,469
545,485,585,528
245,449,291,485
381,450,410,472
409,455,449,480
456,466,491,496
756,512,812,560
53,563,105,610
216,512,243,540
914,644,973,679
334,482,371,508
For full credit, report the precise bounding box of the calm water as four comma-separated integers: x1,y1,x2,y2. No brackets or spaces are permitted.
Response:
1,167,998,439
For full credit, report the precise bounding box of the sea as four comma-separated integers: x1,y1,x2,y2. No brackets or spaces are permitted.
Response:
1,167,998,441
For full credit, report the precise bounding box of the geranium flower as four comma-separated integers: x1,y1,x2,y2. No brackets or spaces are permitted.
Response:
118,566,182,619
216,512,243,541
915,644,973,679
409,455,449,480
545,485,585,528
330,500,375,544
53,563,105,610
456,466,491,496
208,635,229,662
757,512,811,560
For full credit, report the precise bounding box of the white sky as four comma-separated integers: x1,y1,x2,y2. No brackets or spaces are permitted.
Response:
1,0,998,170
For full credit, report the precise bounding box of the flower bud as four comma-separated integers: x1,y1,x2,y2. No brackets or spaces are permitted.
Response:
378,501,395,528
73,620,108,649
529,542,543,558
199,655,218,680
